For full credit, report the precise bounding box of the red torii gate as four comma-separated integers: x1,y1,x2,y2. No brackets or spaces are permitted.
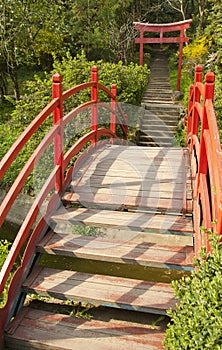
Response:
134,19,192,91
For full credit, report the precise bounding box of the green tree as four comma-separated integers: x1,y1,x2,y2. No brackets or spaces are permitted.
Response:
0,0,76,100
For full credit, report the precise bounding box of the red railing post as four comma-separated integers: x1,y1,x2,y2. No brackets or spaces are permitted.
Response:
123,114,128,141
110,84,117,134
199,72,215,172
52,73,64,193
139,30,144,66
186,84,194,135
195,71,215,253
191,66,202,137
177,29,184,91
91,66,98,145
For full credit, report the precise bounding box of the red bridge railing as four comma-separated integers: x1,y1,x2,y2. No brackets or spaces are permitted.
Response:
0,66,127,338
186,66,222,255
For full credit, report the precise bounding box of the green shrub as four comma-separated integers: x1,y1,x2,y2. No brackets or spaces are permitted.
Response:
164,233,222,349
182,37,209,76
0,240,11,307
213,66,222,143
0,52,149,191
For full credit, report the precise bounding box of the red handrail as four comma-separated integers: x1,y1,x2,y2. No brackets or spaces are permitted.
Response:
186,66,222,255
0,66,128,333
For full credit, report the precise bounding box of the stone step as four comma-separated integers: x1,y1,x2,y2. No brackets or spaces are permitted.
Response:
142,99,175,105
137,141,176,148
144,89,172,94
142,118,178,124
143,91,172,96
148,84,171,88
139,135,175,145
143,103,181,113
141,125,177,132
143,95,173,100
140,129,176,138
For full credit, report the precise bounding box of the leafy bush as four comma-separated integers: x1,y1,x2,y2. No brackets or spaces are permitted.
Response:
182,37,209,76
0,52,149,191
213,67,222,142
0,240,11,307
164,233,222,350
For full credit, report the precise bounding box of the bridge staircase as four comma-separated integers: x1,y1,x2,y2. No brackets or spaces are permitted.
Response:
139,47,182,147
1,65,221,349
3,145,194,350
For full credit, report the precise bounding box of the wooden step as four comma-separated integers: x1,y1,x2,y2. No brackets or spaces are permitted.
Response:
37,231,194,270
5,307,165,350
50,207,193,235
22,267,176,315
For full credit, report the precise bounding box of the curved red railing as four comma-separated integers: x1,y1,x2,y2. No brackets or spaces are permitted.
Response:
0,66,128,337
186,65,222,255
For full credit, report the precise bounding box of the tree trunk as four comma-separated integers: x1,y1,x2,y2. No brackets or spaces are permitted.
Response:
9,64,20,100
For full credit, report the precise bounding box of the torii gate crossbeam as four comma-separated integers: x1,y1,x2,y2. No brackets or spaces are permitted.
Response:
134,19,192,91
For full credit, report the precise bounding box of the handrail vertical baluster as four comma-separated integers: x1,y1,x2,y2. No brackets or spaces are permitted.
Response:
191,65,202,138
110,84,117,134
186,84,194,136
52,73,64,193
198,72,215,177
91,66,98,145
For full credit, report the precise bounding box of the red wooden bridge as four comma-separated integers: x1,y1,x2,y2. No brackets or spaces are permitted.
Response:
0,64,221,349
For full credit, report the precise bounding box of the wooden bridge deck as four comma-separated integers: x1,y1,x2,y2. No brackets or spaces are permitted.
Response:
64,144,192,214
2,49,221,349
4,143,194,349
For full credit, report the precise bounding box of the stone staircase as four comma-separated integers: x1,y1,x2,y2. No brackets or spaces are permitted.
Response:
138,48,182,147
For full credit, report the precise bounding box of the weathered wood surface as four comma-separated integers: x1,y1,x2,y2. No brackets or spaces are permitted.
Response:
51,207,193,236
65,145,192,213
5,307,165,350
38,231,194,270
23,267,175,314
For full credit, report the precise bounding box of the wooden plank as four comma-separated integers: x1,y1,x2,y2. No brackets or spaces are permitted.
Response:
74,176,186,186
5,307,165,349
68,145,191,214
72,186,185,199
74,170,186,181
51,208,193,235
22,267,176,314
63,193,186,212
38,231,194,270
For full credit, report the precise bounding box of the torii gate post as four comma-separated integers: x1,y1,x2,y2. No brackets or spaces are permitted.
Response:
134,19,192,91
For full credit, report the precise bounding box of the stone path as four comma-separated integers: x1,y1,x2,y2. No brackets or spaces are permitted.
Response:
138,47,182,147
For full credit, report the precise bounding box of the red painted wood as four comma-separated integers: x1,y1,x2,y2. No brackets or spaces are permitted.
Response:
134,19,192,32
52,73,64,193
91,66,98,145
38,231,194,269
23,267,176,314
0,125,59,228
186,66,222,255
62,81,94,100
0,66,124,338
111,84,117,133
5,308,165,349
134,19,192,90
0,98,59,181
